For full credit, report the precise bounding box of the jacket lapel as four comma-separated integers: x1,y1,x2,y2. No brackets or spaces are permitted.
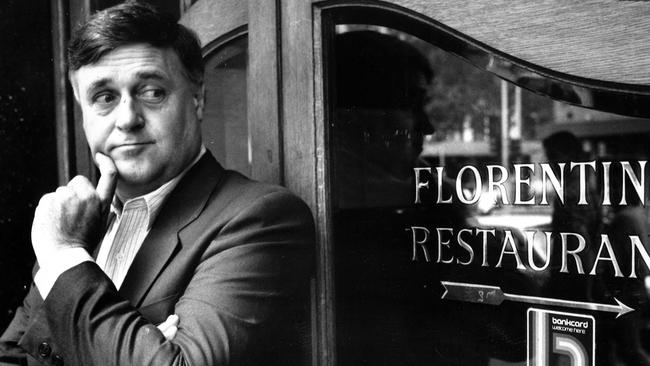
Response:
118,152,224,306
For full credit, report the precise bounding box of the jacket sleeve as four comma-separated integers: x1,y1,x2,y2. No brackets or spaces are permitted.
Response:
17,190,314,366
0,282,42,366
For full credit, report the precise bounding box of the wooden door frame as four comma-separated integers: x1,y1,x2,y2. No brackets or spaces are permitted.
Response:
51,0,95,185
180,0,286,186
279,2,332,365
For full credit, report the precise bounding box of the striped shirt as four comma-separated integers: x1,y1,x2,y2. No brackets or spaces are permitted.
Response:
95,146,206,289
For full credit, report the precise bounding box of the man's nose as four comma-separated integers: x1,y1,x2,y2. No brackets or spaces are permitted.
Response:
114,96,144,131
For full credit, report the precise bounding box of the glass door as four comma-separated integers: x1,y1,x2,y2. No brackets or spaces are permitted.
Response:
322,6,650,366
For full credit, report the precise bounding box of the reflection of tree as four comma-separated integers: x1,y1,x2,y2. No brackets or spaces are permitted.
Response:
424,49,500,142
417,46,554,142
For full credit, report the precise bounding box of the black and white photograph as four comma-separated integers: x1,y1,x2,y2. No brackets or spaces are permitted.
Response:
2,1,650,365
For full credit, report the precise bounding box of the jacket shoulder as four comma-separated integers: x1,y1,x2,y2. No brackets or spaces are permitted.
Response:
218,170,307,208
194,169,313,232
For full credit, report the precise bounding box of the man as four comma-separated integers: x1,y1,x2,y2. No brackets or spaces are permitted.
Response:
0,2,314,365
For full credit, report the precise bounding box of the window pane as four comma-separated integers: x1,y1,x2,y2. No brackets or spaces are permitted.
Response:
329,25,650,365
202,36,250,175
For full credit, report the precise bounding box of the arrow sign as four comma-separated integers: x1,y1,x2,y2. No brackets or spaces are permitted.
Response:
441,281,634,318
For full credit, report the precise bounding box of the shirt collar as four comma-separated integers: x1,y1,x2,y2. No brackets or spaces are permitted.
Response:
110,145,207,229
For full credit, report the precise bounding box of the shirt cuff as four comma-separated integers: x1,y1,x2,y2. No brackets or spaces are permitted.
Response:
34,247,94,299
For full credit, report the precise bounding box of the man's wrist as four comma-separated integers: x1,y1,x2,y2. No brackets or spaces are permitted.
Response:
34,247,94,299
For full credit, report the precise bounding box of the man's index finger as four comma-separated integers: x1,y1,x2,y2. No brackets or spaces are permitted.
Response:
95,152,117,204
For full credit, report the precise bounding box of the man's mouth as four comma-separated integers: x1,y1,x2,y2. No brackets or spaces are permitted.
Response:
114,141,153,147
111,142,154,153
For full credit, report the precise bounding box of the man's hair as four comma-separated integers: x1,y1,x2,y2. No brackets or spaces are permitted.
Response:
67,1,203,85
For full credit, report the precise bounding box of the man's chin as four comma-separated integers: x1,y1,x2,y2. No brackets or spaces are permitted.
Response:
114,170,161,199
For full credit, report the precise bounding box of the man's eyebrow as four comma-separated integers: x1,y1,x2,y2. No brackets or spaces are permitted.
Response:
83,71,168,96
87,78,111,92
135,71,168,81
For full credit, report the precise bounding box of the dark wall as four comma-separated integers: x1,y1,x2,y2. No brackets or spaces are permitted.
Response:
0,2,58,329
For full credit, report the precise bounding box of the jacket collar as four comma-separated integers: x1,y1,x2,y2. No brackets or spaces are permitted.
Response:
118,151,224,306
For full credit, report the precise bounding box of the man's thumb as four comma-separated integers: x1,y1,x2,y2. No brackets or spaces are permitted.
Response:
95,152,117,205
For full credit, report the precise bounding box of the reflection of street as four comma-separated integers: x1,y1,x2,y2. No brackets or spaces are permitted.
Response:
476,212,551,231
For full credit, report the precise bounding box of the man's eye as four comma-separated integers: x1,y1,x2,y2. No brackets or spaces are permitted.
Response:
139,88,166,102
93,93,117,105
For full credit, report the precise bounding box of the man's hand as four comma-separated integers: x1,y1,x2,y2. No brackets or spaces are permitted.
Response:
157,314,179,341
31,153,117,266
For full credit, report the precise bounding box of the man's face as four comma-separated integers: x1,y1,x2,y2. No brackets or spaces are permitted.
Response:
70,43,203,199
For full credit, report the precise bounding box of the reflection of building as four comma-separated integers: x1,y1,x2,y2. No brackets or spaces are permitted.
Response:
539,103,650,161
422,95,650,172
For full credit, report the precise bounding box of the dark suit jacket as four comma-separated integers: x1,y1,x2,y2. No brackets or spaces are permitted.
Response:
0,152,315,365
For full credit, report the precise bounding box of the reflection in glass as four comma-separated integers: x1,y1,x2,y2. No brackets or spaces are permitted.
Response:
202,36,250,175
330,25,650,366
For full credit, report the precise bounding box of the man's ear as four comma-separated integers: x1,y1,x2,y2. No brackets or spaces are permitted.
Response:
68,71,81,102
193,83,205,122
